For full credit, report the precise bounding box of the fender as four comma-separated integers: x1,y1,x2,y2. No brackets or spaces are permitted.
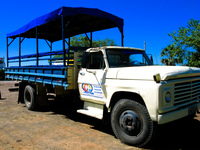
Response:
105,79,160,122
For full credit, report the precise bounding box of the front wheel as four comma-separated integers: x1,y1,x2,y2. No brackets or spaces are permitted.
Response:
111,99,154,147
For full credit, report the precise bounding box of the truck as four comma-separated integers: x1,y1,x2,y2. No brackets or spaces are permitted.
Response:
5,7,200,147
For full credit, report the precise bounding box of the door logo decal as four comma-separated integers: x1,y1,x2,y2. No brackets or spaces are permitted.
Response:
81,83,103,99
82,84,93,93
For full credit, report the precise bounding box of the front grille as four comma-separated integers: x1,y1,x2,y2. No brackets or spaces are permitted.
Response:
174,80,200,106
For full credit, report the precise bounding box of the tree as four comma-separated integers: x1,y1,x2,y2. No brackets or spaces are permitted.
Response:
160,44,184,66
70,34,117,47
70,34,90,47
160,19,200,67
51,34,117,64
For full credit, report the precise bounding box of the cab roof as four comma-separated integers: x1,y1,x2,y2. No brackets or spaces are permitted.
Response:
87,46,145,52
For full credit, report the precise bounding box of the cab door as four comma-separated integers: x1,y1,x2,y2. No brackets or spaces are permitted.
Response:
78,51,107,102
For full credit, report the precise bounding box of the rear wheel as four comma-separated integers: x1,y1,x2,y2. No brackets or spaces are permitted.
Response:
24,85,37,110
111,99,154,147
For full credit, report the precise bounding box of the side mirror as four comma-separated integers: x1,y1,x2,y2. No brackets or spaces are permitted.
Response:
81,52,89,68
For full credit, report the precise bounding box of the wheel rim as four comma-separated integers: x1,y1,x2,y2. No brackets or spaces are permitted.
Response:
119,110,142,136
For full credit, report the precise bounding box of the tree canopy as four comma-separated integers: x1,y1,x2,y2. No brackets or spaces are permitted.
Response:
160,44,184,66
70,34,117,47
51,34,117,63
160,19,200,67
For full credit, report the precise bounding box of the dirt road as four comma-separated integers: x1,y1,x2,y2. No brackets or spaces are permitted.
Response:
0,81,200,150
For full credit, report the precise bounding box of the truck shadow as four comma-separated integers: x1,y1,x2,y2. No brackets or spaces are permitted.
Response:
39,100,200,150
148,114,200,150
39,100,114,135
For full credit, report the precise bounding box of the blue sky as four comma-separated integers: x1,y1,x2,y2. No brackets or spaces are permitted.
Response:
0,0,199,66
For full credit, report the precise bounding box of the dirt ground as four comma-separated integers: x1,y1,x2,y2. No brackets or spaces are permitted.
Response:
1,81,200,150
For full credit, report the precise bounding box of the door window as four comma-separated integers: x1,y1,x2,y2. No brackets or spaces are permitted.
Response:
87,52,105,69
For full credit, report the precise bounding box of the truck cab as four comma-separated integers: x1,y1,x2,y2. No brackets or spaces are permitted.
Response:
78,46,152,118
77,46,200,147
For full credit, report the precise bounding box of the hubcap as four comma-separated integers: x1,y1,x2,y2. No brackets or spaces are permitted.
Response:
120,110,141,136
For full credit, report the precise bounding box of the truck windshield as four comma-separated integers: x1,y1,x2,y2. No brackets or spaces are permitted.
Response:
106,49,152,68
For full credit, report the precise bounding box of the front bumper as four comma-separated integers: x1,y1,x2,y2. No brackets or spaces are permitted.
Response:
158,103,200,124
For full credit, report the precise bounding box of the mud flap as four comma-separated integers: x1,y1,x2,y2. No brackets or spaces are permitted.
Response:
18,82,26,103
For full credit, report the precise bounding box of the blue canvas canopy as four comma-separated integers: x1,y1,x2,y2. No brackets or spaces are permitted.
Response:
7,6,124,42
6,7,124,67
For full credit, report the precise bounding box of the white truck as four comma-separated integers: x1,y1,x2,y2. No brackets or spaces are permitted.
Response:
5,7,200,147
78,46,200,146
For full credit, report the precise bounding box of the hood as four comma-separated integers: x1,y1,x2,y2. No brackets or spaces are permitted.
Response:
106,66,200,81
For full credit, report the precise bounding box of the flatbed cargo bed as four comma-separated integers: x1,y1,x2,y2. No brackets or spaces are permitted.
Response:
5,66,69,88
5,50,82,89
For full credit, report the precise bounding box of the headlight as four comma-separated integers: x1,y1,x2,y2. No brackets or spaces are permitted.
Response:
165,92,171,103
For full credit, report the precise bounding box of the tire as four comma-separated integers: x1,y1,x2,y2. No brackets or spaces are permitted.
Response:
24,85,37,110
111,99,154,147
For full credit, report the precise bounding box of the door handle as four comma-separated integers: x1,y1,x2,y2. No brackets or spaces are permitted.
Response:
80,72,85,76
